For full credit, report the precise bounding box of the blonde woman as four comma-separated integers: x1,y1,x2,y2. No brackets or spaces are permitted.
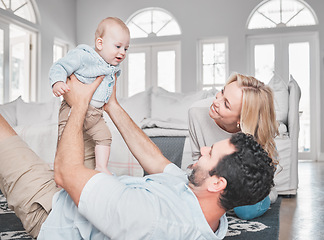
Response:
188,73,279,220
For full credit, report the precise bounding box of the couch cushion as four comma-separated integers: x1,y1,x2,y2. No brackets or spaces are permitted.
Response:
268,74,289,125
16,98,61,126
0,96,23,127
151,87,207,124
119,88,152,126
104,88,152,127
287,75,301,138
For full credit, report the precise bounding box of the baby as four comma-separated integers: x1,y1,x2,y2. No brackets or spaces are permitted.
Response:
49,17,130,174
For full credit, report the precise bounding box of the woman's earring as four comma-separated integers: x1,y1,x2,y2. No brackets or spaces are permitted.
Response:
237,122,240,129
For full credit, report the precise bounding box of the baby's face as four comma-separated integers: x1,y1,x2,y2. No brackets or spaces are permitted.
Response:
97,25,130,66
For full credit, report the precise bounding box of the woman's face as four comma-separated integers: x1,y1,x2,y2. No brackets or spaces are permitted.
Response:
209,81,243,132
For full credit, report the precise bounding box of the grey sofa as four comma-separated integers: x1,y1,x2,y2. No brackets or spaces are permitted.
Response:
271,75,301,195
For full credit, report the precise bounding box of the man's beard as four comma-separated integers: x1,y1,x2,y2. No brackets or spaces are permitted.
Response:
187,164,209,187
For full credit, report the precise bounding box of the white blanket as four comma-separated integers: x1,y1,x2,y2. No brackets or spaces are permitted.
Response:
141,118,189,137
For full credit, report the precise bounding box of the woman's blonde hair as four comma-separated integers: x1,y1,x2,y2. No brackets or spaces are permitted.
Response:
226,73,279,163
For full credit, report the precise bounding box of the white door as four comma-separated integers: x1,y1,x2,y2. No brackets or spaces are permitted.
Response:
121,42,180,97
248,32,319,160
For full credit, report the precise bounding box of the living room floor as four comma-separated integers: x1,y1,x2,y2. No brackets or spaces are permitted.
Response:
279,161,324,240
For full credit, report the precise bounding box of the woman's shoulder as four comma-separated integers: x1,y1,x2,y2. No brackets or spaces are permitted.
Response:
188,97,213,119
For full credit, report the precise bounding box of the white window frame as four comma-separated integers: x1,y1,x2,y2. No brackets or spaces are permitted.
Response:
0,0,38,23
127,7,181,39
120,41,181,98
247,32,320,160
0,19,38,103
122,8,182,98
247,0,318,29
197,37,229,90
53,38,69,63
0,1,39,103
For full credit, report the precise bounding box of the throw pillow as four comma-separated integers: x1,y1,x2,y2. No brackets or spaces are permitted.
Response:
113,88,152,126
268,74,289,125
0,96,23,127
16,98,61,126
151,87,208,124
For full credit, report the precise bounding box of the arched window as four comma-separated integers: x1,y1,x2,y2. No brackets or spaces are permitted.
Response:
122,8,181,97
246,0,319,159
247,0,317,29
0,0,38,103
0,0,37,23
127,7,181,39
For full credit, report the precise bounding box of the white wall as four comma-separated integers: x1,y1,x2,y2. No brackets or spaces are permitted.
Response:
35,0,77,101
75,0,258,93
33,0,324,158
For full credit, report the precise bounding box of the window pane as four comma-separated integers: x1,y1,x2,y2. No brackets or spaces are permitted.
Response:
287,9,316,27
249,12,277,29
202,42,226,87
156,20,181,37
10,41,26,101
128,8,181,39
258,0,281,24
128,22,148,38
0,0,36,23
289,42,310,152
214,43,225,63
0,29,3,103
152,10,172,33
281,0,303,23
254,44,275,84
53,44,65,63
128,53,145,97
0,0,9,8
10,26,30,101
214,64,225,84
131,11,152,34
248,0,316,29
157,51,175,92
203,44,215,65
203,65,214,85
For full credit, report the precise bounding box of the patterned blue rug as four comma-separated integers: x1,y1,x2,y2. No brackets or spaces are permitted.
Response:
0,189,280,239
0,190,33,239
225,197,281,240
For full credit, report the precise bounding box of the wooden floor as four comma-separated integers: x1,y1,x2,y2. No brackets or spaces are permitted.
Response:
279,161,324,240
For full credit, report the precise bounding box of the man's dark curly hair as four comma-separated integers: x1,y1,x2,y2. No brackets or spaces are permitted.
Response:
209,132,275,211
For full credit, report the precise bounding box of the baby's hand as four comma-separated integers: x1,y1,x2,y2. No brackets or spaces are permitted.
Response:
52,81,70,97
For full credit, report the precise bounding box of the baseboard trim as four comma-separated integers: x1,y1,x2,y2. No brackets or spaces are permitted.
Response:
278,189,297,195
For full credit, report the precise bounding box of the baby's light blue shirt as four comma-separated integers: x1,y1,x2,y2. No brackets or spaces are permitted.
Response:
38,164,228,239
49,44,120,104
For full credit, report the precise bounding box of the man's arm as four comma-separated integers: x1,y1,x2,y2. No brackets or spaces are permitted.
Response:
104,82,171,175
54,75,104,206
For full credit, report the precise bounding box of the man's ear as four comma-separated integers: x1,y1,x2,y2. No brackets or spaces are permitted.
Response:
96,38,103,51
207,176,227,193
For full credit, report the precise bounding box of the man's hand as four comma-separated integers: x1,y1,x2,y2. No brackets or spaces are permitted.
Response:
52,81,70,97
64,74,104,109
